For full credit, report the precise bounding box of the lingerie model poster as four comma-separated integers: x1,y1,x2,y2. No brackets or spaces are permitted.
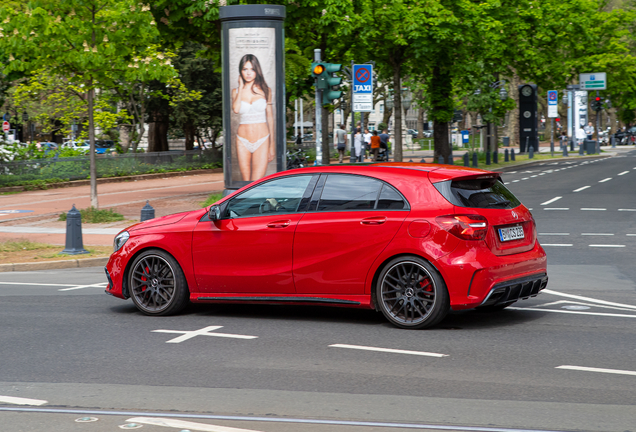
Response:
228,27,277,183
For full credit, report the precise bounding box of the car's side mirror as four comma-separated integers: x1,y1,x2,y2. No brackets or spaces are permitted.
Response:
208,205,222,221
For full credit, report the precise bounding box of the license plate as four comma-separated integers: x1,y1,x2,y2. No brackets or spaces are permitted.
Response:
499,225,524,242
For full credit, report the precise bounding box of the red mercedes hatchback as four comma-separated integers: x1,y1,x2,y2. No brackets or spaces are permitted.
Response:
105,163,547,329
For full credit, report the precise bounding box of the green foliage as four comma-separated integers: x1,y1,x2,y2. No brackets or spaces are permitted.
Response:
201,193,223,208
58,206,124,223
0,239,56,252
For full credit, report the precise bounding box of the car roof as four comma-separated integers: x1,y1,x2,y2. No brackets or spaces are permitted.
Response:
282,162,498,181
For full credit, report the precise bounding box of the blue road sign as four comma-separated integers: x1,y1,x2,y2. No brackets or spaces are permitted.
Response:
353,64,373,112
547,90,558,118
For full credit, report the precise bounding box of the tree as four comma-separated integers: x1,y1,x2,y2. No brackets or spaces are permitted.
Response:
0,0,176,207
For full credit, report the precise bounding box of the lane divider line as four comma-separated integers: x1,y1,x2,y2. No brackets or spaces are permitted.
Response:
581,233,614,236
556,365,636,377
580,208,606,211
329,344,448,358
541,244,573,247
509,307,636,319
588,244,625,248
543,208,569,211
0,395,48,406
125,417,261,432
573,186,590,192
599,178,612,183
540,197,562,206
618,171,629,176
543,289,636,310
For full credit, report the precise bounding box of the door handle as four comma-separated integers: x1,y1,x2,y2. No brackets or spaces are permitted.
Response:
267,220,291,228
361,216,387,225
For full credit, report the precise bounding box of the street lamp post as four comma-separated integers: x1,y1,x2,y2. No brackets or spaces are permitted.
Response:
22,111,29,143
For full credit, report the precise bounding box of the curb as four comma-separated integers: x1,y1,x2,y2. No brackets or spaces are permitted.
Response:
0,168,223,194
0,256,109,273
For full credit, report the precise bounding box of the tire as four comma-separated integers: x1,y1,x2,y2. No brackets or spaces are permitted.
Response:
375,256,449,329
128,249,189,316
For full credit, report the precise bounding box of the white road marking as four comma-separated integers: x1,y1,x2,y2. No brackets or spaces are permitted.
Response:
618,171,629,176
581,233,614,236
589,244,625,248
0,395,48,406
544,208,569,211
522,177,529,180
543,289,636,310
599,178,612,183
531,175,538,178
556,365,636,377
538,233,570,236
0,282,77,287
126,417,262,432
152,326,258,343
509,307,636,318
329,344,448,358
541,244,573,247
581,208,606,211
58,283,108,292
618,209,636,211
541,196,562,205
627,234,636,236
573,186,590,192
512,180,520,182
533,300,636,312
504,182,510,185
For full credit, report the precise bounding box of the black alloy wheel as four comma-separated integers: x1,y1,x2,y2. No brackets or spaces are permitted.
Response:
129,249,189,316
376,256,449,329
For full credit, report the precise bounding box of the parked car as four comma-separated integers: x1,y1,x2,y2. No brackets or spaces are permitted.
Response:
37,142,59,154
406,129,419,138
63,140,90,153
95,139,115,154
105,163,548,329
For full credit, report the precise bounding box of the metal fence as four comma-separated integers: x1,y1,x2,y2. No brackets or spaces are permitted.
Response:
0,149,221,187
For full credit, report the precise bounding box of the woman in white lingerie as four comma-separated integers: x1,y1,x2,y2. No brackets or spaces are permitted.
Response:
232,54,275,181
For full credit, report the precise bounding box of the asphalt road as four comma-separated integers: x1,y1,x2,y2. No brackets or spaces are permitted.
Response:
1,152,636,432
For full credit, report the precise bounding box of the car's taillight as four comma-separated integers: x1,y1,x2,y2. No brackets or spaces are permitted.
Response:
436,214,488,240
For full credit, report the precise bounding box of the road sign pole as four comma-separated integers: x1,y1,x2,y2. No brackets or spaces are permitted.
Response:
350,60,355,163
314,49,322,165
596,90,600,152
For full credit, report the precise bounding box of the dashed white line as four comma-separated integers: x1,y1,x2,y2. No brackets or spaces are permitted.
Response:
541,244,573,247
0,395,48,406
581,233,614,236
125,417,261,432
581,208,606,211
531,175,538,178
512,180,520,183
541,196,562,206
521,177,529,180
556,365,636,377
599,178,612,183
544,208,569,211
573,186,590,192
618,209,636,212
329,344,448,358
510,307,636,318
627,234,636,236
538,233,570,236
589,244,625,248
618,171,629,176
543,289,636,310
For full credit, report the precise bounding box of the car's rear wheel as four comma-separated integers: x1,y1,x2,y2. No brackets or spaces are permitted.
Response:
376,256,449,329
128,249,189,316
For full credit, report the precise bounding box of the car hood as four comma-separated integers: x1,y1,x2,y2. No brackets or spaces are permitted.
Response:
128,211,190,232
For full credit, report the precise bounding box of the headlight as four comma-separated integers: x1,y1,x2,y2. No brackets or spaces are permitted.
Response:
113,231,130,252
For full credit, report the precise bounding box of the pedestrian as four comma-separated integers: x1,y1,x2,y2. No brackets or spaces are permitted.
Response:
379,129,390,159
335,124,347,163
363,128,372,160
370,130,381,161
576,127,586,146
584,121,594,140
353,128,364,162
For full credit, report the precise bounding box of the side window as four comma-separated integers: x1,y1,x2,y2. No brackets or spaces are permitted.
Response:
376,184,406,209
317,175,382,211
226,176,313,218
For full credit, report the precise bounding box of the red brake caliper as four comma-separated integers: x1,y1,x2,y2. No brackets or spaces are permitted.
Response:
140,266,149,291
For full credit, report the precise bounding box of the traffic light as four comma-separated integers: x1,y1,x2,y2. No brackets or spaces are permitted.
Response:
311,62,342,105
591,96,603,112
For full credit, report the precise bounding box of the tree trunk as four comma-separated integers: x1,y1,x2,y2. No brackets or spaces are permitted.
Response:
88,86,98,209
507,72,520,148
147,112,169,152
417,108,424,139
120,124,132,153
392,62,403,162
184,120,196,151
431,64,452,163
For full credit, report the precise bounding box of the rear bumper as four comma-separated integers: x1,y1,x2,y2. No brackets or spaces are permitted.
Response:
480,273,548,307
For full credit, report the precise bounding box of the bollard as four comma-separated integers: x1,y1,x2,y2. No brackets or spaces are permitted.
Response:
563,145,568,157
409,159,413,162
61,204,88,255
438,156,444,164
529,145,534,159
504,149,509,162
140,200,155,222
570,138,575,152
420,158,426,163
486,151,491,165
511,149,515,161
463,153,469,167
449,155,454,165
472,152,478,167
493,150,498,164
579,141,584,155
611,134,616,148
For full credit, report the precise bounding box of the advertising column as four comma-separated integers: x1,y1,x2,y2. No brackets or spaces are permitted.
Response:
220,5,286,191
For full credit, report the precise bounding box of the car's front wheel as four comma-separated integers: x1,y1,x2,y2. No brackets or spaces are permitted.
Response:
376,256,449,329
128,249,189,316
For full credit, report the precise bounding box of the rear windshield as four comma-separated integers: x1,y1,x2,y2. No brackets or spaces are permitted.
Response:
434,178,520,209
